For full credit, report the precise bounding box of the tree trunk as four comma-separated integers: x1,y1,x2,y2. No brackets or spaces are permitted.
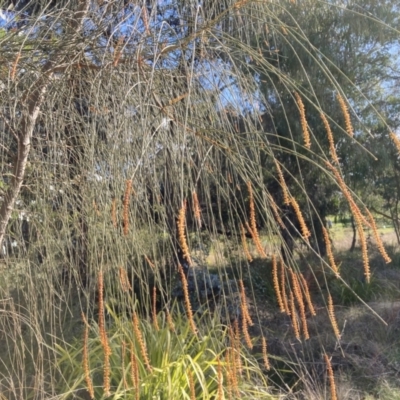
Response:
390,207,400,245
349,215,357,252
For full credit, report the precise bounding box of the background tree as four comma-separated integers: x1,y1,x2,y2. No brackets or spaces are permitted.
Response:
238,0,400,255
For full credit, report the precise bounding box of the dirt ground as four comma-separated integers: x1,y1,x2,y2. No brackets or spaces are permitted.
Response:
244,227,400,398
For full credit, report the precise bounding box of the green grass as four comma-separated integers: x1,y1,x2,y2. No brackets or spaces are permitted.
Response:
54,305,275,400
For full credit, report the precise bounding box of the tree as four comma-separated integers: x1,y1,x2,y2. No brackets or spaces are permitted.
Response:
0,1,398,397
240,0,400,256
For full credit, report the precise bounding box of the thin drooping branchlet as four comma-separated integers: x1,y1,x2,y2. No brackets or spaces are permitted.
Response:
261,336,270,370
327,294,341,340
192,191,202,228
177,201,192,266
272,254,285,313
132,311,152,372
322,227,340,277
152,286,159,331
290,270,309,340
267,193,285,229
119,267,132,292
289,290,300,340
111,198,117,228
11,52,21,82
324,353,338,400
177,263,197,335
123,179,132,236
390,132,400,155
82,313,94,400
217,355,224,400
299,272,317,317
275,160,290,205
294,92,311,148
290,197,311,239
240,223,253,262
238,279,253,326
245,221,267,258
320,112,339,164
279,257,291,315
365,208,391,264
188,370,196,400
130,343,140,400
337,93,354,137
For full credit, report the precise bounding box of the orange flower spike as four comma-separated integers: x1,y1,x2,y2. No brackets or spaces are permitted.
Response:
82,313,94,399
294,92,311,148
132,311,152,372
238,279,253,326
390,131,400,155
272,254,285,313
262,336,270,370
290,197,311,240
365,208,391,264
192,191,202,228
152,286,159,331
337,93,354,137
327,294,341,340
321,113,339,164
268,193,285,229
322,227,340,277
325,354,338,400
290,270,309,340
178,263,197,335
177,200,192,265
289,290,300,340
275,160,290,205
123,180,132,235
299,272,316,316
240,223,253,262
11,52,21,81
